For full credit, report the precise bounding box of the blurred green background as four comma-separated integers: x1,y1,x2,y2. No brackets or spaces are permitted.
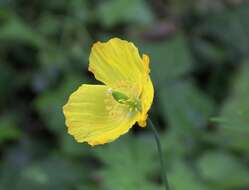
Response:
0,0,249,189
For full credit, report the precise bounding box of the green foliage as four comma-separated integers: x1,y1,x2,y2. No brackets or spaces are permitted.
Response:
97,0,154,28
0,1,249,190
0,155,87,190
209,61,249,152
0,64,16,105
169,160,211,190
195,2,249,60
94,135,162,190
0,114,20,143
160,80,214,133
0,11,46,48
138,34,193,86
34,76,85,133
219,61,249,131
198,151,249,189
17,158,83,190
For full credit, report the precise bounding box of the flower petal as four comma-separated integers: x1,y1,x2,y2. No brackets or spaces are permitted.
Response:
89,38,146,97
63,84,138,146
129,53,154,127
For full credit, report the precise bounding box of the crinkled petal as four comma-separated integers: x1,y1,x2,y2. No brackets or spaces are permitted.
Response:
89,38,146,97
63,84,138,146
138,55,154,127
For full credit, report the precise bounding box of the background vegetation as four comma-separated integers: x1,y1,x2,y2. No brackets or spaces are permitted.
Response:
0,0,249,189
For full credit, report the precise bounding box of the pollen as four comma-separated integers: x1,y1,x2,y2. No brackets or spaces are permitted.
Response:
107,88,113,94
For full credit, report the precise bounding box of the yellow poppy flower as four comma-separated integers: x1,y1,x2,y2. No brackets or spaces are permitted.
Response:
63,38,154,146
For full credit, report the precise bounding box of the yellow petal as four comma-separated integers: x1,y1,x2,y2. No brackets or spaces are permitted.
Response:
63,84,139,146
89,38,146,97
138,68,154,127
142,54,150,75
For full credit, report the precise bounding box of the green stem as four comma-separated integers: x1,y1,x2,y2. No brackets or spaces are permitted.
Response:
148,118,170,190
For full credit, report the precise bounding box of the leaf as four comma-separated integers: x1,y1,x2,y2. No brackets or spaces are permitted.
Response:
0,114,20,143
94,135,163,190
169,160,212,190
209,62,249,151
0,155,86,190
34,75,85,133
198,3,249,59
60,133,91,157
97,0,154,28
0,12,46,48
191,37,226,63
198,151,249,189
0,64,16,105
168,0,196,15
138,34,193,86
159,80,214,133
21,157,84,190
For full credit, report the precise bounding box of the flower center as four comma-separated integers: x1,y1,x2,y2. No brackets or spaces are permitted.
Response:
109,89,142,112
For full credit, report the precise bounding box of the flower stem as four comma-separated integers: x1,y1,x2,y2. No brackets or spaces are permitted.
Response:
148,118,170,190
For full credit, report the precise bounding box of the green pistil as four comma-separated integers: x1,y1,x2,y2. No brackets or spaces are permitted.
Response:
111,90,142,112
